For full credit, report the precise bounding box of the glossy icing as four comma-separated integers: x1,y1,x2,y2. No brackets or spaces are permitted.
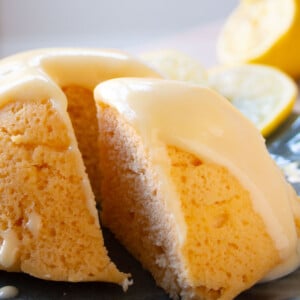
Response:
94,77,300,280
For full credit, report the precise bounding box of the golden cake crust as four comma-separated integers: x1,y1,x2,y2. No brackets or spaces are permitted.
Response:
98,105,186,298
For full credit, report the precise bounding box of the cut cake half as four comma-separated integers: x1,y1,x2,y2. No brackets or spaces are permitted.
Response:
94,78,300,300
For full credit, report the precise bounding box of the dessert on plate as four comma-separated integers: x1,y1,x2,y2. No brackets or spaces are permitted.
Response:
0,47,299,300
95,77,300,300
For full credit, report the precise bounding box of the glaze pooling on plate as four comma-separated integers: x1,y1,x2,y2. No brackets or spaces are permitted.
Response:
0,285,18,299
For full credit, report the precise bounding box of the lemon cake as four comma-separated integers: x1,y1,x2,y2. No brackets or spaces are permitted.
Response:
95,78,300,300
0,49,158,285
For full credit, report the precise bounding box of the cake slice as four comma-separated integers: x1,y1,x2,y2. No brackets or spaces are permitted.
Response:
0,67,132,286
94,78,300,300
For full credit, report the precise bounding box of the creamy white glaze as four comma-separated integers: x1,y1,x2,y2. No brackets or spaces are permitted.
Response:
26,211,42,237
0,286,18,299
94,77,300,279
0,230,19,269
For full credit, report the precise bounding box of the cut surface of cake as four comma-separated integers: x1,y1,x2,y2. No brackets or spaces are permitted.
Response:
94,78,300,300
0,49,158,286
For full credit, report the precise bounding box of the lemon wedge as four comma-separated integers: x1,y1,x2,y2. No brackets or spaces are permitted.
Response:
208,64,298,137
217,0,300,78
140,50,207,85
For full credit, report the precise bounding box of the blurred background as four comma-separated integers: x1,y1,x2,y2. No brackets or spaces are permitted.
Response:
0,0,238,60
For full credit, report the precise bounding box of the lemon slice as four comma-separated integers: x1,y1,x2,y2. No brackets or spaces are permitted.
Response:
217,0,300,78
208,64,298,137
140,50,207,85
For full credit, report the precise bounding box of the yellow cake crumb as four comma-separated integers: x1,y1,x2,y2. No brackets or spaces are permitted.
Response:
63,86,101,201
0,98,128,284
